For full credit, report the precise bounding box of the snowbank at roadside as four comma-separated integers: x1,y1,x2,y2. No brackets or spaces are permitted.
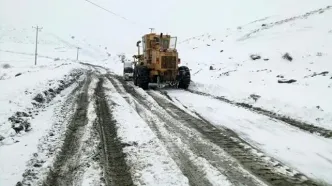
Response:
0,62,87,143
0,79,80,186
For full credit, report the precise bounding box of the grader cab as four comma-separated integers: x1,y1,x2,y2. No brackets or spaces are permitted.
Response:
132,32,190,90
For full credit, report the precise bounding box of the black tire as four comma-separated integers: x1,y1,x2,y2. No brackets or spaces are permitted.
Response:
133,66,138,86
124,67,133,73
178,66,191,89
137,65,149,90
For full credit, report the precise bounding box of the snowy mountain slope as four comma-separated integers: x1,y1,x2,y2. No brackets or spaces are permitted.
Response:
2,0,331,53
0,27,112,65
0,24,129,81
179,5,332,131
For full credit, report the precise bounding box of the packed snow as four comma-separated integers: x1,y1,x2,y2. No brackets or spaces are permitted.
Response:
74,76,104,186
166,90,332,184
103,79,190,186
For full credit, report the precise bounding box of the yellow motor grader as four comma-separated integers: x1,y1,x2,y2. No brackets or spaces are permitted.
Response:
132,32,190,90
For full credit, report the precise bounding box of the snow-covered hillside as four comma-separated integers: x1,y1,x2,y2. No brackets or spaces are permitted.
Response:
0,25,128,143
179,5,332,130
0,26,113,64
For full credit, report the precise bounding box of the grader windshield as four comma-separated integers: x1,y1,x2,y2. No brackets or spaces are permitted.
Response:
161,39,169,49
160,37,177,49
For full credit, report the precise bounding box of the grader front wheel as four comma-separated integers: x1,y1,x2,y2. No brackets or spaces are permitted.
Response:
133,66,138,86
178,66,191,89
136,66,149,90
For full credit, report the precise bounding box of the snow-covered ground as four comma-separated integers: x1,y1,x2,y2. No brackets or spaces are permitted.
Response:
103,79,190,186
0,62,83,141
0,22,118,185
179,5,332,130
1,0,332,185
166,90,332,184
0,23,128,143
0,78,80,185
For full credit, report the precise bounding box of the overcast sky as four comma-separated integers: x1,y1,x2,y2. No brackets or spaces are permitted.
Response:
1,0,330,54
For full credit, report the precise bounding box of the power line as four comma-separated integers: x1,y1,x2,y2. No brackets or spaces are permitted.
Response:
84,0,135,24
84,0,159,33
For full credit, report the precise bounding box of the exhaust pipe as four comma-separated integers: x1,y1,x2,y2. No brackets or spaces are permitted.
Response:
136,41,141,55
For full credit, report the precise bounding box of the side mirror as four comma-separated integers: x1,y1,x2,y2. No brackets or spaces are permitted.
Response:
136,41,141,47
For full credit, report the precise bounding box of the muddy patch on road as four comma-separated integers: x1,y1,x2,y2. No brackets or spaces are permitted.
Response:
41,72,92,186
94,77,134,186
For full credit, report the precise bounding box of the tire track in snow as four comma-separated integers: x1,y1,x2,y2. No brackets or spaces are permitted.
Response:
18,71,88,186
133,101,216,186
94,77,134,186
108,77,223,186
42,72,92,186
70,74,104,186
102,78,190,186
148,90,322,186
187,89,332,139
109,76,264,186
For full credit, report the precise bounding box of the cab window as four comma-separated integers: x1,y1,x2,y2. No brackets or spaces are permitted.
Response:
161,39,169,49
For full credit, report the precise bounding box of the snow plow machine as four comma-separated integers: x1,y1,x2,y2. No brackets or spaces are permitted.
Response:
132,32,190,90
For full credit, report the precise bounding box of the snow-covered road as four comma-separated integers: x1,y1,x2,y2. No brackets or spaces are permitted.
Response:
105,75,329,186
165,89,332,184
1,65,331,186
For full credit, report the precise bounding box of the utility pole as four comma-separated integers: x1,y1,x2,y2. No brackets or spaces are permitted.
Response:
32,26,43,65
76,47,81,61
